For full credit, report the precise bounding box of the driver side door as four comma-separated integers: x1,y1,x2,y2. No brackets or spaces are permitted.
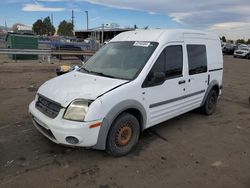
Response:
142,43,188,128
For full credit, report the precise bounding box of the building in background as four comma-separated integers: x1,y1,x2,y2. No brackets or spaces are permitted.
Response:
75,23,135,44
17,25,33,34
0,28,5,34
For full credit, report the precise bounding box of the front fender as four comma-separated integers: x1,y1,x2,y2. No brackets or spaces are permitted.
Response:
93,99,147,150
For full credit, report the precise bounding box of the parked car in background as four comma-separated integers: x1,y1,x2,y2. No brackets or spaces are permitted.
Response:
234,47,250,59
51,40,91,61
237,44,248,49
52,43,85,60
222,43,236,55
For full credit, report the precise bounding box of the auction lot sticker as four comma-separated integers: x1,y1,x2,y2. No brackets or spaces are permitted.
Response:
133,42,151,47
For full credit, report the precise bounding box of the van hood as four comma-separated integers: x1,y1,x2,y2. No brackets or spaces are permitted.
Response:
37,71,127,107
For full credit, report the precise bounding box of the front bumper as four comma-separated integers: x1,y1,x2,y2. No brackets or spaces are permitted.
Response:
29,100,102,147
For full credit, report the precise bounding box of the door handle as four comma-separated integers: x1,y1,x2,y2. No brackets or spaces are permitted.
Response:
178,80,186,85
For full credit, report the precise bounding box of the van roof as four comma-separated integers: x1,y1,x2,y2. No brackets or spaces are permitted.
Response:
111,29,219,43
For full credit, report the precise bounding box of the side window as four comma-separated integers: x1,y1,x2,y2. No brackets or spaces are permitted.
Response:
150,45,183,78
151,49,165,73
165,46,183,78
143,45,183,87
187,45,207,75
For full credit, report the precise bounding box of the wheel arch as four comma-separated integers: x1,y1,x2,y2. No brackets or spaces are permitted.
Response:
201,80,220,106
93,100,147,150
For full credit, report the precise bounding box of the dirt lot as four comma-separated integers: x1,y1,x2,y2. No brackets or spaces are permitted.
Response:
0,55,250,188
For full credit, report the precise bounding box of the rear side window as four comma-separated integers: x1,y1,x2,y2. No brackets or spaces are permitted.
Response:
187,45,207,75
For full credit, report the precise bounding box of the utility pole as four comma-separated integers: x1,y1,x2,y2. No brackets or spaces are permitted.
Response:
51,14,54,25
5,21,8,32
72,10,75,30
85,11,89,31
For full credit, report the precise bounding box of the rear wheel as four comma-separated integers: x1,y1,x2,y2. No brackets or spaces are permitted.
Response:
201,90,218,115
106,113,140,156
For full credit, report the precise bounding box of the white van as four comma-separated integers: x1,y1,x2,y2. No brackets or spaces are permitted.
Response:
29,29,223,156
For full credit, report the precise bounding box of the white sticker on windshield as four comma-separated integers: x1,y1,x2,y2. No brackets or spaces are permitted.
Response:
133,42,151,47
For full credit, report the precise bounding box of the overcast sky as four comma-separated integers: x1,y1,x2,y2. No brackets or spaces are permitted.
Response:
1,0,250,40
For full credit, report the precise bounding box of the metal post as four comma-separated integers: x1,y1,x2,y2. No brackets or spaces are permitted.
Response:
85,11,89,31
48,55,51,64
101,24,104,45
94,31,97,50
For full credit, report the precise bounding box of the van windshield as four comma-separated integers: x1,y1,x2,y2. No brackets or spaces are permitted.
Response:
80,41,158,80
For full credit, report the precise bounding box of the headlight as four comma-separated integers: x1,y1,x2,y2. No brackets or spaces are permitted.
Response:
63,100,89,121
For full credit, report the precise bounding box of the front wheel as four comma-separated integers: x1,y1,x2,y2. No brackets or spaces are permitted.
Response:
201,90,218,115
106,113,140,157
246,54,250,59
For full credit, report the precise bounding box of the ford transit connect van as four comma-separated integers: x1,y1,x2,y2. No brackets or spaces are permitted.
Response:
29,29,223,156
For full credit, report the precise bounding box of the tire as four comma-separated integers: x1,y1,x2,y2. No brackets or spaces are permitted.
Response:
106,113,140,157
247,54,250,59
201,90,218,115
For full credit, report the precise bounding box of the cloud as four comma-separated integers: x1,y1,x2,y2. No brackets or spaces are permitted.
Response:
22,3,65,11
148,11,157,15
90,16,101,22
78,0,250,39
208,22,250,39
0,0,30,3
79,0,250,23
37,0,66,2
15,0,250,39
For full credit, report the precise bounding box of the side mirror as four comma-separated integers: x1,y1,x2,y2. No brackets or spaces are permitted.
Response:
152,72,165,84
73,65,80,71
142,71,165,88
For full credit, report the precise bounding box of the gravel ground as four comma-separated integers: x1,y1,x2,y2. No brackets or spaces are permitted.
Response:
0,55,250,188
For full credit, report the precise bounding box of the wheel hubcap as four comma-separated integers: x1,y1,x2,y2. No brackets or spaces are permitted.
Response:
115,124,133,147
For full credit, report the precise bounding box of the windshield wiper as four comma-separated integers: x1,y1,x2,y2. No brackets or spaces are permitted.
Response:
80,68,118,79
90,71,117,79
80,67,90,73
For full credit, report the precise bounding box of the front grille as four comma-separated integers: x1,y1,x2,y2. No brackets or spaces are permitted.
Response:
33,118,56,140
35,95,62,118
236,51,243,54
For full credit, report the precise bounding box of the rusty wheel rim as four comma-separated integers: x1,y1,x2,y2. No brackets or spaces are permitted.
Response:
115,124,133,147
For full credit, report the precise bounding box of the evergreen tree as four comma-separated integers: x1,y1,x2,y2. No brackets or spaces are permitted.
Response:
57,20,74,36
